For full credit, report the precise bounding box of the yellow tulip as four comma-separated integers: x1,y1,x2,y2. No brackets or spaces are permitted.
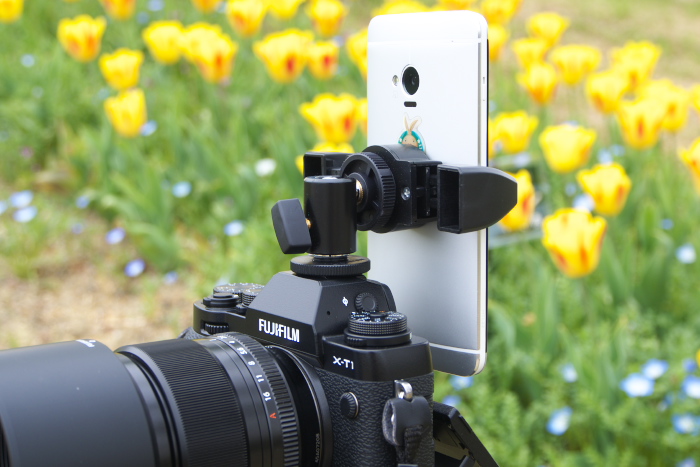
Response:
99,49,143,91
300,93,359,144
104,89,147,138
191,0,221,13
99,0,135,20
254,29,314,83
527,12,569,47
268,0,306,19
57,15,107,63
180,23,224,63
511,37,549,69
679,138,700,193
346,28,368,79
0,0,23,23
488,117,498,157
691,84,700,118
499,169,535,232
550,44,601,86
306,41,339,80
616,98,666,150
610,41,661,91
297,142,355,173
492,111,538,155
373,0,430,16
586,69,629,114
481,0,518,25
488,24,509,62
356,97,368,135
435,0,476,10
517,62,558,105
191,32,239,83
577,163,631,217
539,124,596,174
638,80,690,133
226,0,266,38
308,0,346,37
142,21,184,65
542,208,607,279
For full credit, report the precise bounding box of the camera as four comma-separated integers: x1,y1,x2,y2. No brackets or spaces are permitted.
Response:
402,67,420,95
0,144,515,467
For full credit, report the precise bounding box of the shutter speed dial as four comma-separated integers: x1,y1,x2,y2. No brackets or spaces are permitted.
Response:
344,310,410,348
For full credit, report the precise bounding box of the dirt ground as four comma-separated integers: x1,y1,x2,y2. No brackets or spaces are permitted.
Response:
0,263,193,350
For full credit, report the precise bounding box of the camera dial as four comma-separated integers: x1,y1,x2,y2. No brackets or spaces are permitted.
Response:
344,310,411,347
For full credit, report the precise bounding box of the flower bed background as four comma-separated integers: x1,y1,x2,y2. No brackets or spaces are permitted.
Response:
1,0,700,465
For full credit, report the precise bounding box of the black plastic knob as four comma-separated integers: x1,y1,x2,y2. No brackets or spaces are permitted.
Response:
339,392,359,419
354,292,378,312
272,199,312,254
203,322,230,335
202,292,239,310
241,285,264,306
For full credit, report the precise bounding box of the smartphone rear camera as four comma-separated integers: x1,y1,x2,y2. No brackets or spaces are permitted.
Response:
402,67,420,95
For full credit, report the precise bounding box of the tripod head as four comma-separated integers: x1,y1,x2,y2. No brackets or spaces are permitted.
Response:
272,143,517,276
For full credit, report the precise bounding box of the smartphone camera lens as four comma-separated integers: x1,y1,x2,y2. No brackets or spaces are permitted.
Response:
402,67,419,95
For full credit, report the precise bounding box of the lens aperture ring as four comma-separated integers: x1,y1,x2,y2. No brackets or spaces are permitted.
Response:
216,334,301,467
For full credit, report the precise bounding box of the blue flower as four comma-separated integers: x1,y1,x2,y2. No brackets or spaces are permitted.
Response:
13,206,37,223
148,0,165,11
442,395,461,407
163,271,179,284
20,54,35,68
681,375,700,399
9,190,33,208
449,375,473,390
137,12,150,24
512,152,531,169
597,148,613,164
642,359,669,380
676,244,697,264
224,221,245,237
547,407,572,436
683,358,698,373
72,223,84,235
572,193,594,212
672,414,699,435
677,458,696,467
125,259,146,278
140,120,158,137
76,195,90,209
620,373,655,397
172,181,192,198
106,227,126,245
0,200,7,215
661,219,674,230
610,144,625,157
561,363,578,383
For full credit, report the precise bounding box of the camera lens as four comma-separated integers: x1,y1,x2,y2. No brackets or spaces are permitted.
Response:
0,334,330,467
402,66,420,95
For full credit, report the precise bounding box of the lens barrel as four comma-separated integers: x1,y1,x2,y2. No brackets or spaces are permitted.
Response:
0,334,330,467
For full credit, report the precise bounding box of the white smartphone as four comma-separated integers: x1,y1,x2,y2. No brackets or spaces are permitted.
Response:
367,11,489,376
